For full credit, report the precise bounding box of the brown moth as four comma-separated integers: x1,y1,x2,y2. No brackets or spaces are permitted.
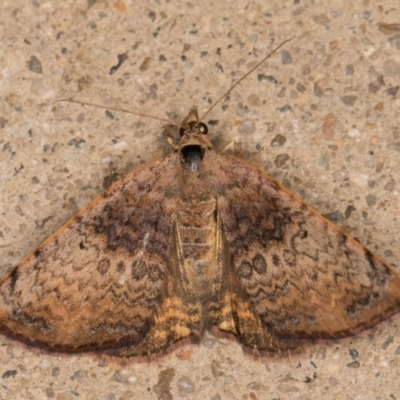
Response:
1,41,400,364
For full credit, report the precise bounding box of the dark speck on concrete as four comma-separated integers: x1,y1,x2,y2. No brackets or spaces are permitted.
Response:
27,55,43,73
2,370,17,379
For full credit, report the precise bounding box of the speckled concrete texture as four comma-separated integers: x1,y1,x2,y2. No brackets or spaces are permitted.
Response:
1,0,400,399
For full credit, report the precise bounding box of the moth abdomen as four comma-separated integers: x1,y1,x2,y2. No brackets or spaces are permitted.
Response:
176,197,217,275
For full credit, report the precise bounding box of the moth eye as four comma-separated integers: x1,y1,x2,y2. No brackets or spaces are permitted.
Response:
179,127,185,137
199,123,208,135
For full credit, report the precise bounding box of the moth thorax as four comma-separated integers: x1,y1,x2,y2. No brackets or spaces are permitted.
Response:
181,145,204,173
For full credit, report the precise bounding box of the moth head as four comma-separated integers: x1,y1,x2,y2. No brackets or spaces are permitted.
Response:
179,108,208,137
178,107,214,173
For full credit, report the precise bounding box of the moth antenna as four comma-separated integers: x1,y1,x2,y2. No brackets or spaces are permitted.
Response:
199,38,292,122
56,98,179,127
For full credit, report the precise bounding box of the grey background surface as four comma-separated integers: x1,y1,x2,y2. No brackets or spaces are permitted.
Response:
0,0,400,399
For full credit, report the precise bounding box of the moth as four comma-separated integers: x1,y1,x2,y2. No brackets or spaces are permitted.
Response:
1,41,400,364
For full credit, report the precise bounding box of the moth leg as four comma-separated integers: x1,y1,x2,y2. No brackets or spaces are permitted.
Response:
220,140,261,164
220,139,237,154
166,136,179,149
